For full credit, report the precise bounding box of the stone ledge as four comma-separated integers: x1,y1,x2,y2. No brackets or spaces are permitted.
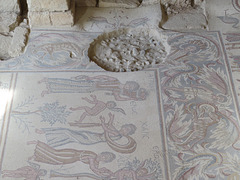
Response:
98,0,141,8
76,0,96,7
27,0,71,12
141,0,160,5
161,7,208,30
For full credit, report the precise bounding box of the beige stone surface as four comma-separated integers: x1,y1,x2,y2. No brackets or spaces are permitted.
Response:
0,0,20,13
160,0,207,30
28,0,75,27
0,12,19,33
99,0,140,8
27,0,70,12
162,0,192,15
8,20,30,57
76,0,96,7
50,0,75,26
28,11,51,27
161,7,208,30
141,0,159,5
0,35,12,60
0,19,29,60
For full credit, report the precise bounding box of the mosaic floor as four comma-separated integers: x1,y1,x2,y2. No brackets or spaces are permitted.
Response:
1,1,240,179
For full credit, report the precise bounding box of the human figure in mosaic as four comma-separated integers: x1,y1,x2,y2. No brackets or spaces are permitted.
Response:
99,113,137,153
35,113,137,153
70,94,125,123
31,141,115,177
2,162,47,180
50,159,156,179
39,75,147,101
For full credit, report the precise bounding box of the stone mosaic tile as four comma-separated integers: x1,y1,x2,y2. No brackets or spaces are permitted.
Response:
0,71,166,179
0,30,240,179
1,1,240,179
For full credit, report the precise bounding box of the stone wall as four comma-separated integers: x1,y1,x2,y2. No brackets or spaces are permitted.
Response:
0,0,29,60
0,0,208,60
27,0,75,27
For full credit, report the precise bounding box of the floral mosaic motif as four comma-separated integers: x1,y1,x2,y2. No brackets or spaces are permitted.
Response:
39,101,71,126
232,0,240,12
125,158,162,179
159,32,240,179
0,81,9,89
167,33,221,63
11,96,36,133
11,98,71,132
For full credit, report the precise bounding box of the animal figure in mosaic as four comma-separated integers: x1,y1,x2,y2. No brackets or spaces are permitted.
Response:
2,161,47,180
174,153,219,179
170,101,240,152
217,10,239,28
31,141,115,177
70,94,125,123
163,65,228,104
169,103,221,151
88,16,115,29
39,75,147,101
120,17,150,28
32,42,82,60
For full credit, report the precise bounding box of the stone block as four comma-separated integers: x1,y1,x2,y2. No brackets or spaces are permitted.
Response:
50,0,75,26
28,0,75,27
0,19,29,60
76,0,96,7
0,0,20,13
160,0,207,30
99,0,140,8
27,0,70,12
161,8,208,30
28,11,51,27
